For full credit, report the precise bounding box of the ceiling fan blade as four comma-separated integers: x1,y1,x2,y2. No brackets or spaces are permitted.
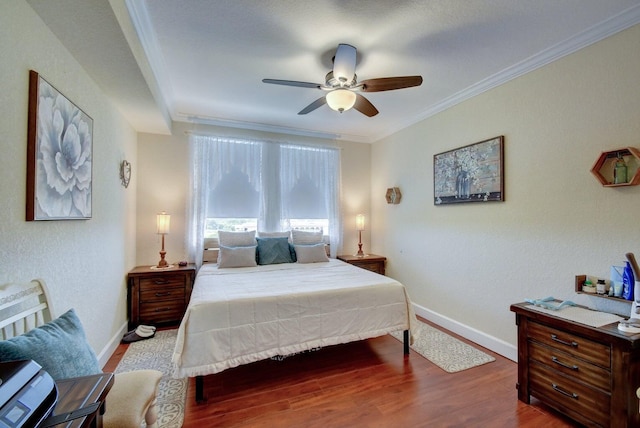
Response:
332,44,356,84
353,94,378,117
360,76,423,92
262,79,322,89
298,97,327,115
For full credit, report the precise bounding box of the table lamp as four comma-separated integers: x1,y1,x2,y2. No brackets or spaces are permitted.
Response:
156,211,170,268
355,214,365,257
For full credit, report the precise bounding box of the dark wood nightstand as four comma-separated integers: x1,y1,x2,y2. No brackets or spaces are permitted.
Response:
337,254,386,275
127,264,196,329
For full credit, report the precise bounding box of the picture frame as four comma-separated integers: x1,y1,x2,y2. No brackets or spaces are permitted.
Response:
434,136,504,205
26,70,93,220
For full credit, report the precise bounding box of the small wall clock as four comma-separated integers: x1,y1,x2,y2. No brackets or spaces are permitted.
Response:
120,160,131,188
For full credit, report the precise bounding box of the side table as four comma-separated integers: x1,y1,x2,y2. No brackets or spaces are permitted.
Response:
127,264,196,329
45,372,114,428
337,254,386,275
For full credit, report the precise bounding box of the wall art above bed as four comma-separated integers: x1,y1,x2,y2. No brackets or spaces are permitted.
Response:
26,70,93,220
434,136,504,205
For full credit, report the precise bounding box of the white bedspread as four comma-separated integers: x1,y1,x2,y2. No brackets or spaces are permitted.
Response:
172,259,415,378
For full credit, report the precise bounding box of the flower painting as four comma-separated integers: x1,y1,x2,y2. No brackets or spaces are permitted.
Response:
27,70,92,220
433,136,504,205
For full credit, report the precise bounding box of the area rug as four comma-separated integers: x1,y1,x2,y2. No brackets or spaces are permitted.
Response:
390,320,495,373
114,329,186,428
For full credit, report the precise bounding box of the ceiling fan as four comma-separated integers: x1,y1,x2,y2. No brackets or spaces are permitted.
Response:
262,44,423,117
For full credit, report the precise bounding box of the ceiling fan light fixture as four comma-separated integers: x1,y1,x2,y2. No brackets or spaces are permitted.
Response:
326,89,356,113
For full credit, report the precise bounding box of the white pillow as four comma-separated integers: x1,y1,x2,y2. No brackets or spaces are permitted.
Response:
218,230,256,246
217,230,256,263
218,245,257,268
291,229,323,245
294,243,329,263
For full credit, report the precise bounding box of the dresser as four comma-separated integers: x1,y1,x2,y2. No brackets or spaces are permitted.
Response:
337,254,386,275
510,302,640,427
127,264,196,329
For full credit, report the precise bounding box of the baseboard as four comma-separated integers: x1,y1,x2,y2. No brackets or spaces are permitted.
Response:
412,302,518,362
96,321,129,369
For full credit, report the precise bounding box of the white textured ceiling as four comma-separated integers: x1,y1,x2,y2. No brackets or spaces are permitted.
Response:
28,0,640,142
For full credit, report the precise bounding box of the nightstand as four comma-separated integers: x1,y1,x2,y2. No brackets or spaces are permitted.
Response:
337,254,386,275
127,264,196,329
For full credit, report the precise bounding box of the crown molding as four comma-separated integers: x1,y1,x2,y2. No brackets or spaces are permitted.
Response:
125,0,175,115
404,3,640,132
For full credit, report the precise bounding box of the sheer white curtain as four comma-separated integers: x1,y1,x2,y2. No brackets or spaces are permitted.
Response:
187,134,342,265
280,144,342,257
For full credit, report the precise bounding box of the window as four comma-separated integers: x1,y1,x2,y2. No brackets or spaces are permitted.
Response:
188,135,342,264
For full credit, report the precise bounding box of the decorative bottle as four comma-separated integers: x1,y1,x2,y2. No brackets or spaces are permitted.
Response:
613,153,628,184
622,261,635,301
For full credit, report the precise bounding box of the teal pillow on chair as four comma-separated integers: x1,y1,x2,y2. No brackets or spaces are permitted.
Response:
0,308,100,380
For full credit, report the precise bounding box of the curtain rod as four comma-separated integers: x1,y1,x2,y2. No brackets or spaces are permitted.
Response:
184,131,342,151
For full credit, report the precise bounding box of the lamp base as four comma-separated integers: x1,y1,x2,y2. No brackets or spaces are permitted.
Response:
157,248,168,268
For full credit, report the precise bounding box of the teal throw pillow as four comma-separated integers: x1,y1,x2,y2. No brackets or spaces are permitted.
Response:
0,308,101,380
256,237,294,265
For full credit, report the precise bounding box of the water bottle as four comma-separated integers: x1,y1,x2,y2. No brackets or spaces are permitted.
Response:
622,261,635,301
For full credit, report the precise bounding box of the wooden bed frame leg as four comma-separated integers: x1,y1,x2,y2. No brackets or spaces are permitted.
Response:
403,330,410,355
196,375,204,403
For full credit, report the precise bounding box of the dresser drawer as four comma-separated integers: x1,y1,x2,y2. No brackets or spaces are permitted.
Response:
530,361,610,427
529,341,610,392
529,322,610,368
140,300,185,324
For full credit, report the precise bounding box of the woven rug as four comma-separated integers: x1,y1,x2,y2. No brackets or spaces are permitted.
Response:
114,329,186,428
390,320,495,373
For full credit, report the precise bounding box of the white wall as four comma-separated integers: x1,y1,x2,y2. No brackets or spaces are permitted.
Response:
372,24,640,360
0,1,138,365
135,121,372,266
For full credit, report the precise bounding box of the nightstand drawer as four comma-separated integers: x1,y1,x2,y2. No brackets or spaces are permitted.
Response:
140,300,185,324
355,261,383,273
528,322,610,368
139,275,186,289
140,285,185,302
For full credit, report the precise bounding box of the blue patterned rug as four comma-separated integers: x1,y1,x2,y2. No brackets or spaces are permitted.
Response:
114,329,186,428
390,320,495,373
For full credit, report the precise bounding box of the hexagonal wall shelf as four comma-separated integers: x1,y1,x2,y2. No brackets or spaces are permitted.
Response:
591,147,640,187
385,187,402,204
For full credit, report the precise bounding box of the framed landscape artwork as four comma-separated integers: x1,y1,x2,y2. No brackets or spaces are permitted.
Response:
434,136,504,205
26,70,93,220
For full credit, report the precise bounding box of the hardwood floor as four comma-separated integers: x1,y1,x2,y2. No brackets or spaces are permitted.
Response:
104,319,579,427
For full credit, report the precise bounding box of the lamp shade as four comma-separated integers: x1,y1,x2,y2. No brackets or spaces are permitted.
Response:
156,212,171,234
326,89,356,113
356,214,365,231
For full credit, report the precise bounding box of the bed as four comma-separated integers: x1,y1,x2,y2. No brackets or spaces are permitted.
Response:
172,253,416,402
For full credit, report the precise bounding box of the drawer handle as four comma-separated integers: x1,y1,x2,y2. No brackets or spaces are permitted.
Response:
550,334,578,348
551,383,578,400
153,279,170,285
155,292,171,297
551,356,578,371
155,307,173,313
